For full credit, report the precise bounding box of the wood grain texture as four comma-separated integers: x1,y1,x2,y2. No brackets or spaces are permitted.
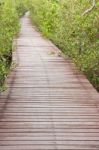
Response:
0,13,99,150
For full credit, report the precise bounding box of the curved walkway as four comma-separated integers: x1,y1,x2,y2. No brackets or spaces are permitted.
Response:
0,14,99,150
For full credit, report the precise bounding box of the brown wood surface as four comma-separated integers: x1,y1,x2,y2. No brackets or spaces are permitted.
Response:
0,14,99,150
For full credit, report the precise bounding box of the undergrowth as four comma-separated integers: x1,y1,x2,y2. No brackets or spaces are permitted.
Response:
0,0,27,91
28,0,99,91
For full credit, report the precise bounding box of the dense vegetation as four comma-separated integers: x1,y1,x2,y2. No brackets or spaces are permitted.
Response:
0,0,26,91
15,0,27,17
29,0,99,91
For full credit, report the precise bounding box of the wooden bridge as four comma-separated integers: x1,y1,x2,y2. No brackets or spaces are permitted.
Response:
0,14,99,150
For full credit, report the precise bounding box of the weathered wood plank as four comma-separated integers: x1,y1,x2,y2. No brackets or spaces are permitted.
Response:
0,14,99,150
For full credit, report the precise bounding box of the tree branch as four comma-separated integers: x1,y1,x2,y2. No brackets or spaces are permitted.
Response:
82,0,96,16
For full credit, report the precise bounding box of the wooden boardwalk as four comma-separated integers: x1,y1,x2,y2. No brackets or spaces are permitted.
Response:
0,14,99,150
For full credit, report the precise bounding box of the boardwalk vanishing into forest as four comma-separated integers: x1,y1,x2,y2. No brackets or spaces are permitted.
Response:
0,14,99,150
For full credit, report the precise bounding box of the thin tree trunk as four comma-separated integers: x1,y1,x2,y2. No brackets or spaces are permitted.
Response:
82,0,96,16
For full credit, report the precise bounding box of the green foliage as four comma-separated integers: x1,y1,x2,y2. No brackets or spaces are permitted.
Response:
29,0,58,37
29,0,99,91
15,0,27,17
0,0,23,90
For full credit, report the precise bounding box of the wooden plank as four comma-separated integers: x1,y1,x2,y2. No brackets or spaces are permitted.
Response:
0,14,99,150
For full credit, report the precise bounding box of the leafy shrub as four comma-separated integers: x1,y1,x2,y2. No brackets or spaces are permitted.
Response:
15,0,27,17
0,0,20,90
29,0,99,91
29,0,58,37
